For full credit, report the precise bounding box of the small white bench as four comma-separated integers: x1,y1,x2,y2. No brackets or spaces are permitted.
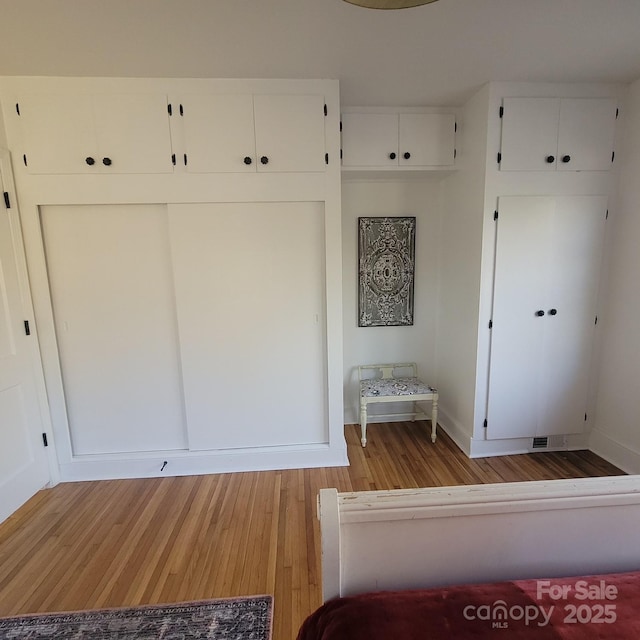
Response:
358,363,438,447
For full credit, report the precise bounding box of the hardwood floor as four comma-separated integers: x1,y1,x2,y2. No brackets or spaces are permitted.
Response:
0,423,624,639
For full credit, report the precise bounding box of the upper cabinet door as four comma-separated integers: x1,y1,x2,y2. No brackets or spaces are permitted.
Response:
181,94,257,173
253,94,326,172
499,98,560,171
17,93,173,174
341,113,399,167
399,113,456,167
93,94,174,173
18,94,97,174
557,99,617,172
499,97,617,172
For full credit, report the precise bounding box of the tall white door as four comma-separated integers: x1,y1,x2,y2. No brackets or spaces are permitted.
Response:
487,196,607,440
0,152,50,523
41,204,187,455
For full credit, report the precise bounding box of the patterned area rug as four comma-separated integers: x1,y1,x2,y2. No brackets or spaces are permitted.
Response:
0,595,272,639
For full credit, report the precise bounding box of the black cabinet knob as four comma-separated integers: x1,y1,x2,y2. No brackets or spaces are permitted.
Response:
260,156,269,165
403,152,411,160
535,310,545,317
243,156,252,165
548,308,558,316
102,157,112,166
389,152,397,160
85,157,95,166
546,155,555,163
562,155,571,163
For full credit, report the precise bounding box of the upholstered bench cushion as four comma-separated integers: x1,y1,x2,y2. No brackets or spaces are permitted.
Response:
360,377,436,397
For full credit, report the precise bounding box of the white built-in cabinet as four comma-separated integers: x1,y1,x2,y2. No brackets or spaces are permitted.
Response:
179,94,327,172
487,196,607,440
341,110,456,169
0,76,344,479
16,93,174,174
499,97,617,171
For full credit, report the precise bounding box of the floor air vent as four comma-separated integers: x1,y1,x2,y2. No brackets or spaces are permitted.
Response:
531,435,567,451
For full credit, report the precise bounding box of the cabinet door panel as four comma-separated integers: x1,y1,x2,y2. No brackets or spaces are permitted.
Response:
41,204,187,455
169,202,328,451
539,197,606,435
19,94,97,174
341,113,398,167
94,94,174,173
399,113,455,166
181,94,256,173
557,99,617,171
500,98,560,171
254,94,326,172
487,197,554,439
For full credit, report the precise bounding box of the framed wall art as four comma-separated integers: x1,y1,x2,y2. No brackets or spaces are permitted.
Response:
358,216,416,327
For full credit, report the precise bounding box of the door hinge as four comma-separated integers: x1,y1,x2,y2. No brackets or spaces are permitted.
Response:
171,153,176,166
616,108,619,119
339,120,342,132
325,153,329,165
612,151,615,163
499,106,504,118
179,104,184,116
23,154,28,167
42,433,48,447
16,103,20,116
324,104,328,117
494,210,499,221
585,413,588,421
454,148,457,159
168,103,172,116
340,148,343,160
455,121,458,132
606,209,609,220
497,152,502,164
3,191,10,208
595,316,598,325
24,320,31,335
183,153,188,166
489,319,493,329
483,419,488,429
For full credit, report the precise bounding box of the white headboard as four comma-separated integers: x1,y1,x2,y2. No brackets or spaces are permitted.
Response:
319,475,640,601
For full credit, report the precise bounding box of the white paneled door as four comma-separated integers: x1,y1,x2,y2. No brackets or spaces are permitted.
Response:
0,152,50,523
487,196,607,440
168,202,328,451
41,204,187,455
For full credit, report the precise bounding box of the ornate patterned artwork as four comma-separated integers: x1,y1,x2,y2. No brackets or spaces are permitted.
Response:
358,216,416,326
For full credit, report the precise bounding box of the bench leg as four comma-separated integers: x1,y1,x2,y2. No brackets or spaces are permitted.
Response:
360,400,368,447
431,394,438,443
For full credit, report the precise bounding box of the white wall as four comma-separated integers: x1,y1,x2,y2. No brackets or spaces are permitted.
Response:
436,85,489,454
591,78,640,473
342,179,443,424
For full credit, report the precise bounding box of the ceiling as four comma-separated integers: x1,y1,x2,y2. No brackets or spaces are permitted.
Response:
1,0,639,106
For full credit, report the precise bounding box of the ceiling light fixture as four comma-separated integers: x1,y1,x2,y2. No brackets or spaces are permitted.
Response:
343,0,439,9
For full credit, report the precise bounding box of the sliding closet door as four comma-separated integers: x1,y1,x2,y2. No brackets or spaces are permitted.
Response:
168,202,327,450
41,204,187,454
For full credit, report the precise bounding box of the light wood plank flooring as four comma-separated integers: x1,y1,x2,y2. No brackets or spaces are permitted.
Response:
0,423,624,639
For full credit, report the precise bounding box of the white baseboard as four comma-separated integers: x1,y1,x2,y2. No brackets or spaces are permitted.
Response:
58,442,349,482
436,406,472,457
589,429,640,474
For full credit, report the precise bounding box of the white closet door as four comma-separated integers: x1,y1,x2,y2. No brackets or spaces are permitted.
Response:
180,94,257,173
499,98,560,171
539,196,607,435
341,113,399,167
487,197,554,439
557,98,617,172
168,202,327,451
41,204,187,455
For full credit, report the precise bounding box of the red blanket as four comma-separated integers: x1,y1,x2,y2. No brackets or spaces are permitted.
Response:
297,571,640,639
